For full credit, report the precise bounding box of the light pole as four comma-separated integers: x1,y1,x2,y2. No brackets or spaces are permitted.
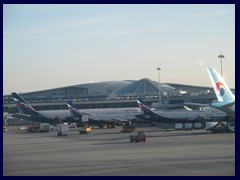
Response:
218,54,225,76
157,67,161,102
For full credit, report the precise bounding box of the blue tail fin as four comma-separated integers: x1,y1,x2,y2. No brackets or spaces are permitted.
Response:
137,98,156,116
11,92,39,116
67,101,84,118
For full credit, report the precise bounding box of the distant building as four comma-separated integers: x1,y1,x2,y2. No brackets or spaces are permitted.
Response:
3,77,234,113
3,78,217,102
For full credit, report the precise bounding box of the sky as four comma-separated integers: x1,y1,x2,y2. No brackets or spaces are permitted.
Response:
3,4,235,95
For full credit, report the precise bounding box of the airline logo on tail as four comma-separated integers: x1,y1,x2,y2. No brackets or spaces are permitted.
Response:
13,98,35,111
215,81,226,97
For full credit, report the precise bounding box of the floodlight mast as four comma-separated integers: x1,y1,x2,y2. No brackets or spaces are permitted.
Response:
218,54,225,76
157,67,161,102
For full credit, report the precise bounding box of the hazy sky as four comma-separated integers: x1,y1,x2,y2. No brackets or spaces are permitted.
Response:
3,4,235,95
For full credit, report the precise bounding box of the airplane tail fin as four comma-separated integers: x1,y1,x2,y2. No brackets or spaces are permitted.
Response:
67,101,84,118
137,98,156,116
11,92,39,116
207,68,235,114
207,67,235,103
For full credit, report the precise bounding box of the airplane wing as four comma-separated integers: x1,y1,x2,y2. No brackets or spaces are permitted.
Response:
82,112,94,116
12,113,31,119
111,117,125,122
183,102,210,107
183,106,193,111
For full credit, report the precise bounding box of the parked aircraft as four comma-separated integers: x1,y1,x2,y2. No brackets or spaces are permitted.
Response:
136,98,226,123
11,92,77,124
207,67,235,115
67,101,143,126
67,101,109,126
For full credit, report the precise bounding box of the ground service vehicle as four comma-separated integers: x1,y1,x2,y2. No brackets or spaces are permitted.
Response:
28,123,49,132
39,123,50,132
57,123,68,136
28,123,40,132
206,122,235,133
121,125,135,133
3,126,7,132
130,131,146,143
18,126,27,131
79,125,91,134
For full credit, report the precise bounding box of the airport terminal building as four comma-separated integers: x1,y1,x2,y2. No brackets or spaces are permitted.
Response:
4,78,231,114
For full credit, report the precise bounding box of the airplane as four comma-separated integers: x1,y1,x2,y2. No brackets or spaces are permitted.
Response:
11,92,79,124
67,101,144,127
207,67,235,115
136,98,226,123
67,101,106,126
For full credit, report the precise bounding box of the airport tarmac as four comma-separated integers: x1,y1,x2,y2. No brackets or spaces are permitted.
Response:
3,126,235,176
